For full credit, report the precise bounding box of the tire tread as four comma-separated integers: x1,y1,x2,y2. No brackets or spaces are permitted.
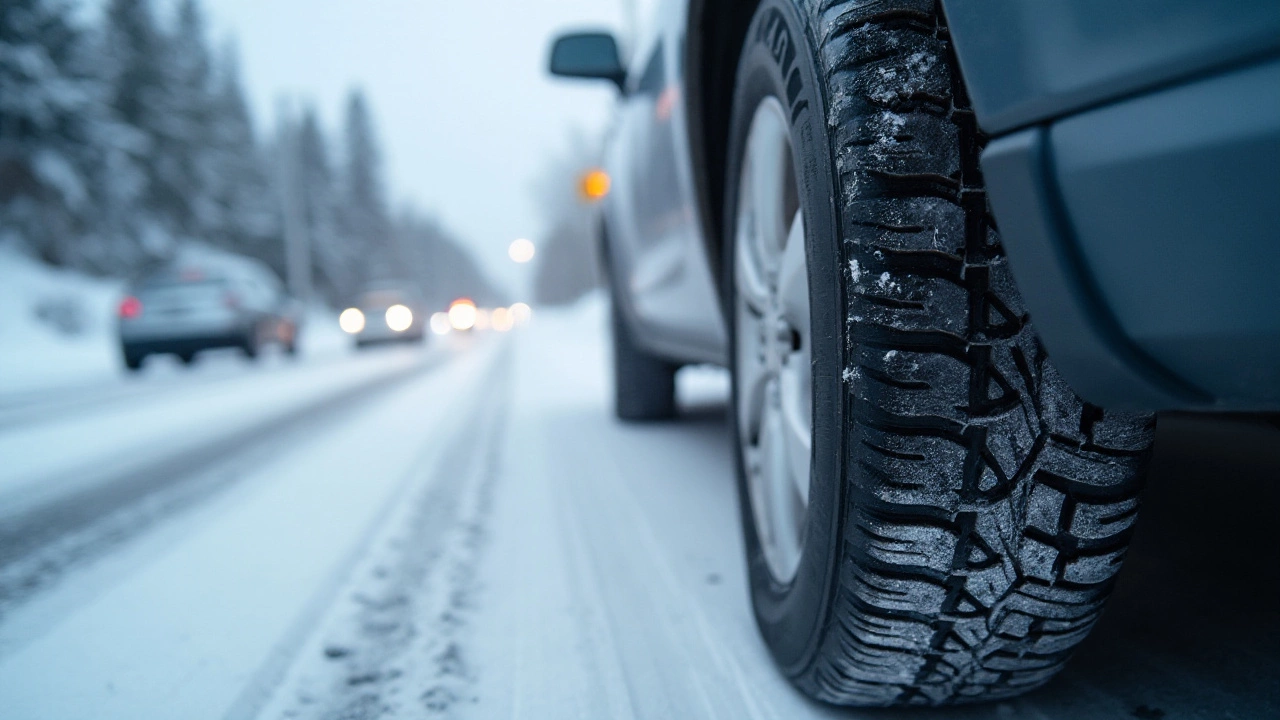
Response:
790,0,1156,705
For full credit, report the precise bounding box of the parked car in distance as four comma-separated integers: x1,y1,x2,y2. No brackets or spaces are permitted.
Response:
340,285,427,348
118,259,299,371
550,0,1279,708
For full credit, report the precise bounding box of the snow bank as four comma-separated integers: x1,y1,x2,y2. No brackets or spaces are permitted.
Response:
0,246,124,394
0,245,355,395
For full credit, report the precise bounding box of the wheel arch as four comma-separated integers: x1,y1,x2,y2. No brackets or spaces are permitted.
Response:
685,0,760,302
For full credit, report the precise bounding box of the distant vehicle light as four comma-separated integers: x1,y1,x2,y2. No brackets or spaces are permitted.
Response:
339,308,366,334
119,296,143,319
385,304,413,332
430,312,451,335
491,307,513,332
655,85,679,121
449,299,477,331
580,169,610,201
508,238,536,264
509,302,532,325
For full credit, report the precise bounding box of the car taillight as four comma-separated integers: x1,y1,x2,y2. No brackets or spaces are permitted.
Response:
119,296,142,319
224,292,241,309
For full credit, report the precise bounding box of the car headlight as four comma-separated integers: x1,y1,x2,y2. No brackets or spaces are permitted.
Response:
339,308,365,333
449,299,477,330
385,304,413,332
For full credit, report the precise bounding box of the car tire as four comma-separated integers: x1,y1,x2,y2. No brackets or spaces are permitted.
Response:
123,349,144,372
610,291,678,422
725,0,1156,706
241,332,260,360
178,351,196,366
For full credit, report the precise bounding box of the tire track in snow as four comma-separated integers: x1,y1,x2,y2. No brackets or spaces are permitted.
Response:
251,349,511,719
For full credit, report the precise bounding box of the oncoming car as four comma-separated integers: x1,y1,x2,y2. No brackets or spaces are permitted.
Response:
550,0,1280,707
118,260,299,371
340,285,427,348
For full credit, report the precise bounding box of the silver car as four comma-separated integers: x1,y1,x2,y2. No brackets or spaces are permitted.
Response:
550,0,1278,707
118,261,299,371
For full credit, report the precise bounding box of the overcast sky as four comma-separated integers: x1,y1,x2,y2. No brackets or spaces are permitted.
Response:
199,0,642,291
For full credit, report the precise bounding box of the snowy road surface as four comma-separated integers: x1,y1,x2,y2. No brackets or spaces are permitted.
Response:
0,297,1276,719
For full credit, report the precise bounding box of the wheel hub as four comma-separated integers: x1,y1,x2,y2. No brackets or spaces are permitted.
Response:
734,96,812,584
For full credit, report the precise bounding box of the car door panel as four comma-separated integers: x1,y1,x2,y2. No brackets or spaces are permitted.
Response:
606,0,726,365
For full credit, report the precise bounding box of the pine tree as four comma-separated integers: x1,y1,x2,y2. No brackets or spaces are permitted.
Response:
207,42,279,269
0,0,133,270
166,0,217,239
294,106,349,303
339,89,394,285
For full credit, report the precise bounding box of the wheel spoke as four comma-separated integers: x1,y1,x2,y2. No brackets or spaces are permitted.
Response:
779,352,812,506
735,219,773,317
778,211,809,334
735,312,771,441
747,107,790,264
757,389,794,560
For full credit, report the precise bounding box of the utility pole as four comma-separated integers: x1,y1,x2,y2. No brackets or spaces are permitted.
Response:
276,97,311,304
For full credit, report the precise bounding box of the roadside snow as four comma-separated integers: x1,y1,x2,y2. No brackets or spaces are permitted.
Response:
0,247,123,393
0,340,502,720
0,246,352,397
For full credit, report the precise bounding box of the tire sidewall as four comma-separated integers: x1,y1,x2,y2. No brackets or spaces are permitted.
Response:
725,0,845,674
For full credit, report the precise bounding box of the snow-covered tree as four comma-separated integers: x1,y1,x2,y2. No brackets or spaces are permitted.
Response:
165,0,217,238
532,129,604,305
292,106,350,303
393,208,506,310
206,42,279,267
339,89,395,285
99,0,179,258
0,0,137,270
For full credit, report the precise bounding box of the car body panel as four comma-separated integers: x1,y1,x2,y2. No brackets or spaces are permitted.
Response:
1050,57,1280,409
119,279,245,342
945,0,1280,410
940,0,1280,133
119,261,296,356
586,0,1279,411
601,0,726,365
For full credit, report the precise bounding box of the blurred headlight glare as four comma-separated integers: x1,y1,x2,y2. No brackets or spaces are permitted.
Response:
339,308,365,334
430,312,451,335
385,304,413,332
508,238,535,264
449,300,477,331
509,302,532,325
491,307,513,332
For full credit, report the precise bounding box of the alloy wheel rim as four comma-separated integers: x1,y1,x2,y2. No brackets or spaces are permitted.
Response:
734,96,812,584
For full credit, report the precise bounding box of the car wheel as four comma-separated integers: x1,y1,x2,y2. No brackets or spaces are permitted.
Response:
241,332,260,360
725,0,1156,705
123,349,145,372
610,288,678,421
178,351,197,366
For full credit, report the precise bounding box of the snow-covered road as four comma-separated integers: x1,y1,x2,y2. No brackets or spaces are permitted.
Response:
0,297,1276,719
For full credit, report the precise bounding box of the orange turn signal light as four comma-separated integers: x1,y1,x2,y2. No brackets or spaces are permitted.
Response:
580,169,611,202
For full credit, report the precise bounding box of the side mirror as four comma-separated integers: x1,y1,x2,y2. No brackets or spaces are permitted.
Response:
549,32,625,92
